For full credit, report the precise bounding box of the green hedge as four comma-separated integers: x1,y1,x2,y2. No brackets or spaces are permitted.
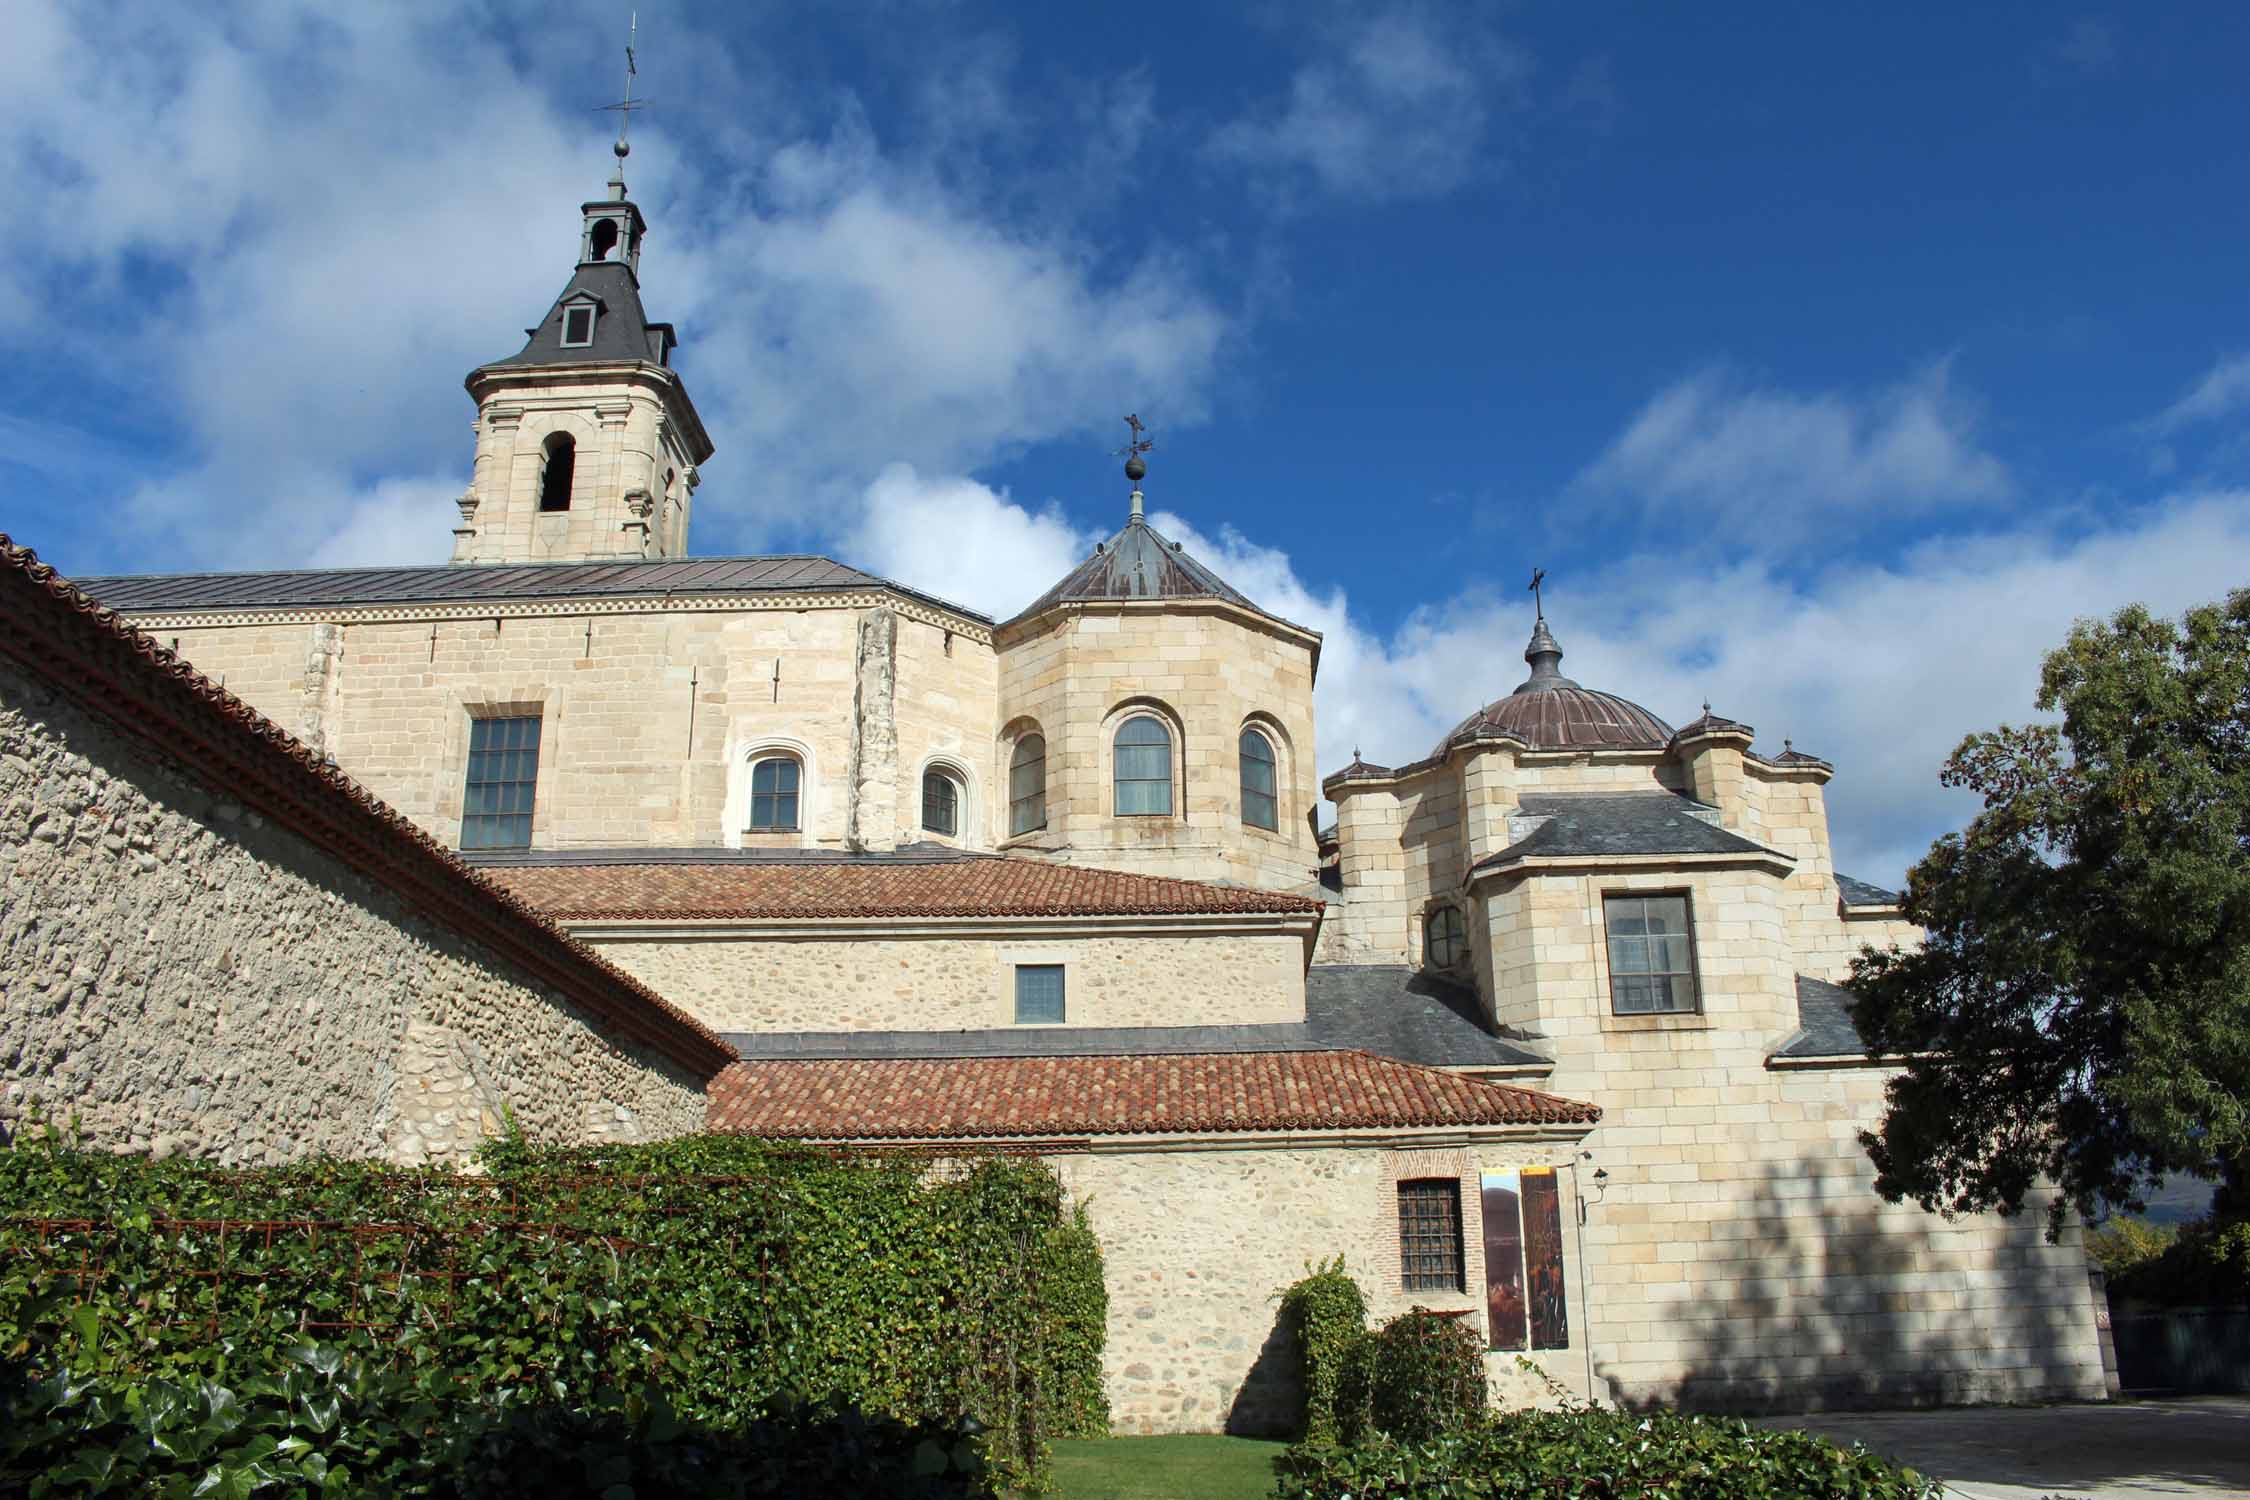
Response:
0,1126,1109,1494
1276,1407,1944,1500
1365,1308,1486,1442
1277,1258,1369,1443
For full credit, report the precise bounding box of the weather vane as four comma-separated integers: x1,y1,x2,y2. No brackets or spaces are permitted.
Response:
1115,413,1155,480
1528,567,1548,622
599,13,645,174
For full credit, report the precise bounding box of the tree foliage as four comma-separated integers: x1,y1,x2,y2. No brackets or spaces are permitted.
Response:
1850,589,2250,1229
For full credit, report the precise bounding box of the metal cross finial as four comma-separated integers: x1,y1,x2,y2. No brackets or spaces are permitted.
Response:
599,14,645,168
1528,567,1548,622
1115,413,1155,464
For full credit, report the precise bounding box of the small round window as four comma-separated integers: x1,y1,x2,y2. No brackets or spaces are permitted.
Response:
1425,905,1467,970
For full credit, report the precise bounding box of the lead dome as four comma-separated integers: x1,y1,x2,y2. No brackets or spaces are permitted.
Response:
1435,616,1673,755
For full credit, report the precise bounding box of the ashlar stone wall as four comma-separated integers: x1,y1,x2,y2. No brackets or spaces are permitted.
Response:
1478,862,2107,1410
584,927,1308,1034
996,602,1322,894
0,655,709,1166
139,595,1001,857
1055,1137,1593,1436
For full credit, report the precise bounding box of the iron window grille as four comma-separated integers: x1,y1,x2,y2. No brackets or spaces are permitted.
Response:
1604,893,1700,1014
1397,1178,1465,1292
1240,728,1279,831
461,715,540,850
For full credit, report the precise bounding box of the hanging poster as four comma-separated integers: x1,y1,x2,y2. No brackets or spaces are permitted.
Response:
1523,1167,1569,1349
1480,1169,1528,1351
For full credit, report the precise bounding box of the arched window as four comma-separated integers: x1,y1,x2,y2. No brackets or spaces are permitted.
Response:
747,754,801,831
538,433,576,512
922,768,961,837
1426,905,1467,970
1240,727,1279,830
1009,734,1047,835
1114,716,1173,816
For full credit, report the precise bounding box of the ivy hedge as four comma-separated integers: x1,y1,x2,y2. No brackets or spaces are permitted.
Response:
1275,1407,1945,1499
0,1125,1109,1495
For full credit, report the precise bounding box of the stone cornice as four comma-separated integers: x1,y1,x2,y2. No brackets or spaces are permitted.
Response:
467,358,713,463
813,1124,1595,1153
1466,847,1796,887
118,587,996,645
563,910,1323,942
994,596,1323,669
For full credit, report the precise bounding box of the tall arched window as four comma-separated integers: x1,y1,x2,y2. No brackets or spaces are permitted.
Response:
922,768,960,837
747,754,800,831
1114,716,1173,816
1009,734,1047,835
1426,905,1467,970
1240,727,1279,830
538,433,576,512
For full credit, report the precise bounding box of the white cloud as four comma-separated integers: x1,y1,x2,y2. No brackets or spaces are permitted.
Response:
845,464,1097,620
2040,17,2117,78
1209,6,1524,203
2146,352,2250,435
1305,491,2250,884
0,1,1232,573
1575,364,2011,542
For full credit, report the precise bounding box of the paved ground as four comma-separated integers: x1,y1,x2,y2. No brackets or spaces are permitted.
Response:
1765,1398,2250,1499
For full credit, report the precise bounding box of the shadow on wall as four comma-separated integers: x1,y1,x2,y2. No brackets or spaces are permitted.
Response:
1225,1315,1303,1437
1598,1156,2101,1415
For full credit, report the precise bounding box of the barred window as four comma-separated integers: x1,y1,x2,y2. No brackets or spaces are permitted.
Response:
1397,1178,1465,1293
1605,893,1699,1014
1009,734,1047,835
462,715,540,850
1240,727,1278,831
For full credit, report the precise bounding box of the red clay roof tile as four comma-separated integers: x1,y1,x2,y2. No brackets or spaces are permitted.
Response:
488,858,1324,921
706,1050,1599,1140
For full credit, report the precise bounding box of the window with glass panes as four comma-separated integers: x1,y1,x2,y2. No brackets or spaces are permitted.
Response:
748,756,800,831
1240,727,1278,830
461,715,540,850
1397,1178,1465,1292
1113,717,1172,815
1009,735,1046,835
1604,893,1699,1014
1425,905,1466,969
922,768,960,837
1014,964,1065,1024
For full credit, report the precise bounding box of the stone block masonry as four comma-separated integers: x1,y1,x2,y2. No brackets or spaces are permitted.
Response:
0,540,727,1165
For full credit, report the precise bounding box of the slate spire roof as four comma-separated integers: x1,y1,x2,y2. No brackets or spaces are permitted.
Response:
1007,511,1266,625
487,260,677,371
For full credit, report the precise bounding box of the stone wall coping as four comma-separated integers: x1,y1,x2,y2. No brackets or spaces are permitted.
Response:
561,911,1321,942
0,534,737,1080
1465,847,1796,886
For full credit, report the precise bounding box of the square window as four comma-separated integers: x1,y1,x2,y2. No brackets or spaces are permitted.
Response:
462,715,540,850
1604,893,1699,1014
1014,964,1065,1025
1397,1178,1465,1292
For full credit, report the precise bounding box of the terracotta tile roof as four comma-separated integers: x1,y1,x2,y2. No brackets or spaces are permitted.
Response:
706,1050,1599,1140
0,535,734,1078
486,856,1325,921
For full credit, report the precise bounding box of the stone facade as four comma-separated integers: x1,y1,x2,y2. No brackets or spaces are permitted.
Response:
995,601,1323,892
586,926,1307,1033
0,646,712,1167
1057,1136,1594,1435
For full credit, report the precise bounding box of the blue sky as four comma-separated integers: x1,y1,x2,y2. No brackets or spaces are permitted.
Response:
6,1,2250,883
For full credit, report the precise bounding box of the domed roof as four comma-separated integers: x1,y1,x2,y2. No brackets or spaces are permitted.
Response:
1435,617,1673,755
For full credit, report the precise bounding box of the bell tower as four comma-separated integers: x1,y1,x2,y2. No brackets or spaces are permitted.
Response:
450,30,712,566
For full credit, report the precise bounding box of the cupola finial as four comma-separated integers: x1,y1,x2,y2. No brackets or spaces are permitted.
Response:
1516,566,1573,692
1116,412,1154,523
598,12,643,202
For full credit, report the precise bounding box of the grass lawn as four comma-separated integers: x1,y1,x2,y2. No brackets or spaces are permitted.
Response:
1051,1434,1287,1500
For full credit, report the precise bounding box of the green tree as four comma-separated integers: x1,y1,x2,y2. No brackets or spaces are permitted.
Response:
1850,589,2250,1232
